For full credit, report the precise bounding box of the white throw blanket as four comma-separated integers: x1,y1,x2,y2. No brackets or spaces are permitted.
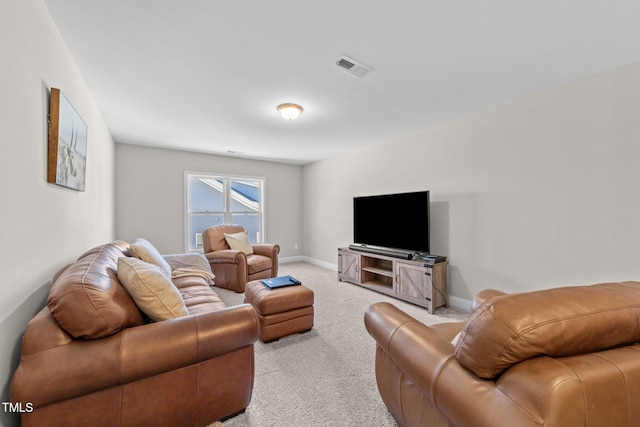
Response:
163,253,215,285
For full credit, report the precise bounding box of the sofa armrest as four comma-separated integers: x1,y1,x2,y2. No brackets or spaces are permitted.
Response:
252,243,280,259
120,303,258,381
365,302,456,393
471,288,507,312
204,249,245,265
12,304,258,408
365,302,539,427
252,244,280,277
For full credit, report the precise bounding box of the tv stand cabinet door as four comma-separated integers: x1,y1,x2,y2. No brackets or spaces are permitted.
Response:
395,263,432,311
338,248,360,283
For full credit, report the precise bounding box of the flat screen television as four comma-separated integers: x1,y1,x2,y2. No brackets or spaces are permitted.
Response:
353,190,430,254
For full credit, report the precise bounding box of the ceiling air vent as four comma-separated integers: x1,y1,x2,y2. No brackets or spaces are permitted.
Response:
336,55,373,78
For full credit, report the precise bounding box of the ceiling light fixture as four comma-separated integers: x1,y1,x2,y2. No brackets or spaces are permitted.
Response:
277,103,303,120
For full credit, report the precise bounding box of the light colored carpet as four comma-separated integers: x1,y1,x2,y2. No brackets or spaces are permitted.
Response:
215,262,469,427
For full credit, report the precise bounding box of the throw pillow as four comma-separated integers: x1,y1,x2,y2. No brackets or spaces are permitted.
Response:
224,231,254,255
117,257,189,322
130,237,172,276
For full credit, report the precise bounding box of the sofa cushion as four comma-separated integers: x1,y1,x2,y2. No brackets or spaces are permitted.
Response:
454,281,640,379
247,254,272,274
117,257,189,321
75,239,131,260
48,243,144,339
224,231,254,255
130,237,172,276
173,275,227,315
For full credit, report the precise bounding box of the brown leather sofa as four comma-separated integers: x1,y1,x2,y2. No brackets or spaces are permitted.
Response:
202,224,280,292
11,240,258,427
365,281,640,427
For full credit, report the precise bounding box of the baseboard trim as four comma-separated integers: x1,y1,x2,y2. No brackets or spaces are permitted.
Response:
280,255,338,271
301,256,338,271
279,255,306,264
448,295,472,312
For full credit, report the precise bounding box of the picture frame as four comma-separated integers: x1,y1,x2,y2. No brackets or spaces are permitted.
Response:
47,87,88,191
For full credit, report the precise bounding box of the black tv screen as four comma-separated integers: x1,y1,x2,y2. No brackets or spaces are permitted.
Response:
353,190,430,253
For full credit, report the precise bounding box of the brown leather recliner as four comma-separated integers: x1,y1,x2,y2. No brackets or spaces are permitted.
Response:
203,224,280,292
365,281,640,427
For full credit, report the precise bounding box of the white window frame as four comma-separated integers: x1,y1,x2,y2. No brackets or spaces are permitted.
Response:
184,171,266,252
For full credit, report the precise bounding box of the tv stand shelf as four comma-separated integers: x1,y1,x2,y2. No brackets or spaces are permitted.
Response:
361,266,393,277
338,247,448,314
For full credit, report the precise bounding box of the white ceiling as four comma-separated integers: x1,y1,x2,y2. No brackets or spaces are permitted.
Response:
43,0,640,165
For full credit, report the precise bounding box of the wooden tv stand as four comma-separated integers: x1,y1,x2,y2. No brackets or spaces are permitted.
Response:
338,247,448,314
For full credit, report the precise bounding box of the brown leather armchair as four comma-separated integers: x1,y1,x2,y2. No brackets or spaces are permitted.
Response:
365,281,640,427
203,224,280,292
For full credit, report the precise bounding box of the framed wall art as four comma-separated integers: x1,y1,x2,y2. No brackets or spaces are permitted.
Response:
47,87,87,191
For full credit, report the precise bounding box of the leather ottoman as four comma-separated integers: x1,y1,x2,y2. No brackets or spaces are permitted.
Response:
244,280,314,342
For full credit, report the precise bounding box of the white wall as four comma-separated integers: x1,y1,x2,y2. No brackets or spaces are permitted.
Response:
115,144,303,257
304,61,640,304
0,0,116,424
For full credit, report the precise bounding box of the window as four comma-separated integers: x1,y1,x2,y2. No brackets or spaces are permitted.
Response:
185,172,265,252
